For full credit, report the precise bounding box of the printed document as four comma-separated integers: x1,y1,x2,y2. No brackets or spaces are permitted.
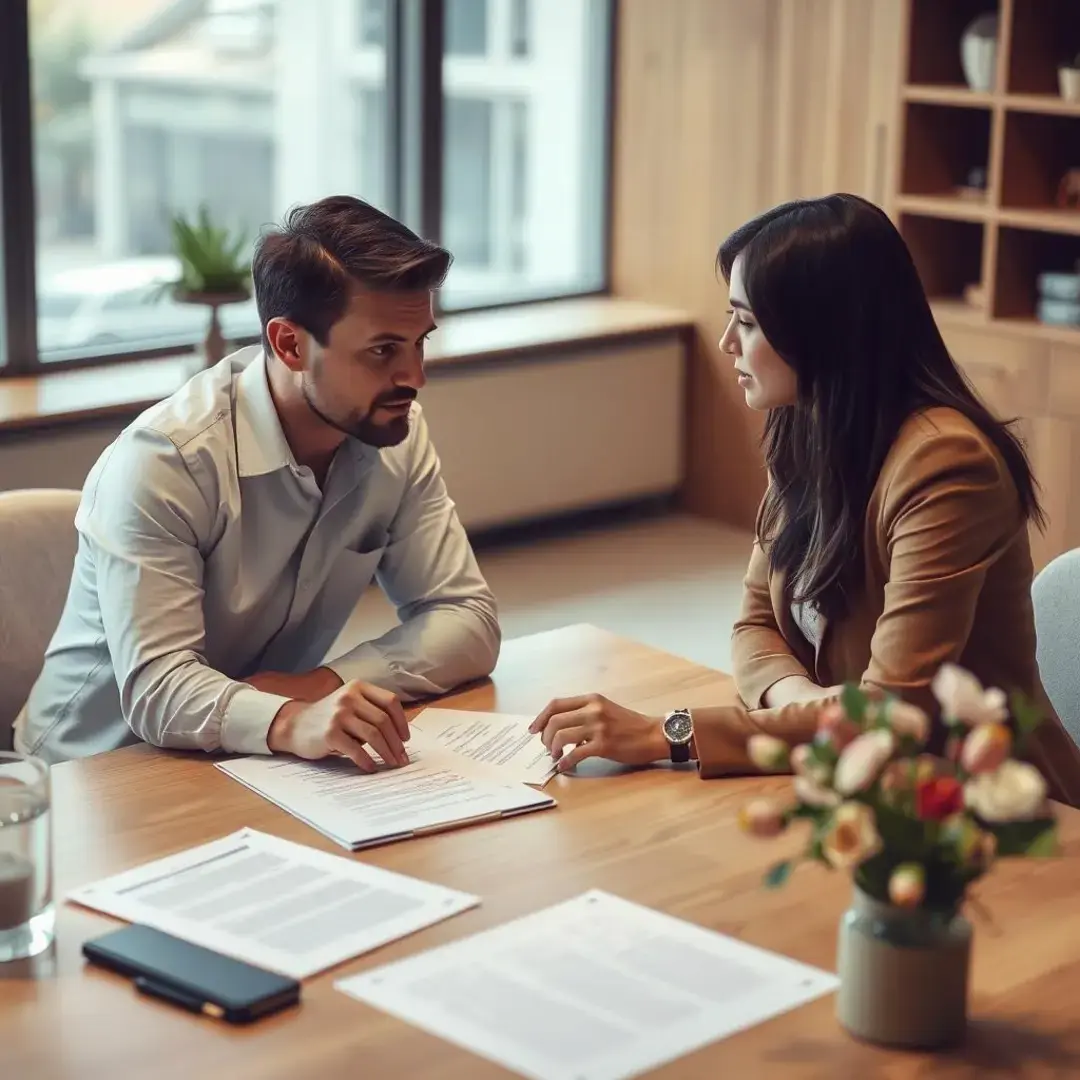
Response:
69,828,479,979
410,709,556,786
337,890,839,1080
217,748,554,851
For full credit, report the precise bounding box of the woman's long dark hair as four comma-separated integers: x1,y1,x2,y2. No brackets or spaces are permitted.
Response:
717,194,1042,621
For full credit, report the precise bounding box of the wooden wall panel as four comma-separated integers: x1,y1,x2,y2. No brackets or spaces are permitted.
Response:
611,0,906,527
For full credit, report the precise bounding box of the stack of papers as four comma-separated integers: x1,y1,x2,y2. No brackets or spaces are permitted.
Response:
337,890,839,1080
69,829,479,979
217,710,556,851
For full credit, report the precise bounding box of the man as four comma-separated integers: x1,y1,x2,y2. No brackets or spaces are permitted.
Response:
17,196,500,769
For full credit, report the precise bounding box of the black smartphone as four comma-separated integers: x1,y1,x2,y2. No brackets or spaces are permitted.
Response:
83,924,301,1024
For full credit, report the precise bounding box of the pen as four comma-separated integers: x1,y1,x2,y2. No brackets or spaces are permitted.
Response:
134,976,226,1020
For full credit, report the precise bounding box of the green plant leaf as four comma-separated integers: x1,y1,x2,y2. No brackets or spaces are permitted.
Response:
988,817,1057,857
763,860,794,889
840,683,868,725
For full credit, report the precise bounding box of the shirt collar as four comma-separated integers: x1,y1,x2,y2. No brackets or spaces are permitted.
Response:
234,348,299,479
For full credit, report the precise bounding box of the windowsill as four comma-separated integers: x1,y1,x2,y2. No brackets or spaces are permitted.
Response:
0,296,692,434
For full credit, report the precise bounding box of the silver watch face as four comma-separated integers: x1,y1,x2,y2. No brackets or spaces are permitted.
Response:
663,709,693,745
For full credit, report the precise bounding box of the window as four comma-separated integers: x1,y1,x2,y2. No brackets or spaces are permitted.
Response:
445,0,488,57
2,0,612,370
29,0,391,364
439,0,610,309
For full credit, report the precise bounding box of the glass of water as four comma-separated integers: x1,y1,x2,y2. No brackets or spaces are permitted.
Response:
0,753,52,962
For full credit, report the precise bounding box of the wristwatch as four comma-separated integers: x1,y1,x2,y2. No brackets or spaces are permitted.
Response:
662,708,694,763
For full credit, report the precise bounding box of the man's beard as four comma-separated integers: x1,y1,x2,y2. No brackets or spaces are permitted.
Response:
302,378,416,448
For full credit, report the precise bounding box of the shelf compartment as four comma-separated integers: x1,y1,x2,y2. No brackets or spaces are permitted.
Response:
1000,110,1080,215
900,103,993,199
900,214,986,307
1007,0,1080,96
994,226,1080,324
907,0,1001,88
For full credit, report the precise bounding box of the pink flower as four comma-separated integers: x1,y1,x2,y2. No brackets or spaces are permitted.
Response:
822,802,882,869
886,701,930,745
737,799,786,838
931,664,1008,726
747,734,790,772
817,704,861,752
888,863,926,908
960,723,1012,775
879,759,915,797
834,730,895,795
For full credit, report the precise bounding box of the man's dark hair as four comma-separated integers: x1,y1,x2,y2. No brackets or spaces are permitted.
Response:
252,195,452,351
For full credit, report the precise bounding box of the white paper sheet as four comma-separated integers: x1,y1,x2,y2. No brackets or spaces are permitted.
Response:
68,828,479,980
410,709,556,786
216,749,554,851
337,890,839,1080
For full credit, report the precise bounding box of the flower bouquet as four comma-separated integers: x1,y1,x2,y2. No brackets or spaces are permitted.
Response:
738,664,1057,1049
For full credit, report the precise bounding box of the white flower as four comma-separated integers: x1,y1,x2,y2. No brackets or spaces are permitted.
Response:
964,760,1049,823
794,774,840,809
747,734,790,772
963,756,1045,820
822,802,882,870
886,701,930,745
931,664,1008,726
834,730,895,795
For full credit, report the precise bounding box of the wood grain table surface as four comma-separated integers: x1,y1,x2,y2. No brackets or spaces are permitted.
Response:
3,624,1080,1079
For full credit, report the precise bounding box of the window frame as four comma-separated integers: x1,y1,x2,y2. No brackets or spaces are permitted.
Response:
0,0,616,376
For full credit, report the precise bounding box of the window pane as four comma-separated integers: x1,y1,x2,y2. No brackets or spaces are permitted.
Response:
445,0,488,58
31,0,390,363
440,0,610,310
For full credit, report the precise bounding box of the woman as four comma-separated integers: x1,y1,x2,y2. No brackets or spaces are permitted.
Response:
530,194,1080,805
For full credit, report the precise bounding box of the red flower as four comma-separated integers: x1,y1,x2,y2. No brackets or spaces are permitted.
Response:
915,775,964,821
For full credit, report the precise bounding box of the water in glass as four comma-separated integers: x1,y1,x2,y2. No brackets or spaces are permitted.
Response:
0,753,53,962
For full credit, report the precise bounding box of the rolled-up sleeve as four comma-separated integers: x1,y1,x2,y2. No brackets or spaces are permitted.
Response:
85,428,289,752
326,410,500,699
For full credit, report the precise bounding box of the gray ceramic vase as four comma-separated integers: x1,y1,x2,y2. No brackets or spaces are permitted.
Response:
836,886,972,1049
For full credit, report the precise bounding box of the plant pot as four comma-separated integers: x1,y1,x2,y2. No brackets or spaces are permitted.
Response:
836,886,971,1049
1060,67,1080,103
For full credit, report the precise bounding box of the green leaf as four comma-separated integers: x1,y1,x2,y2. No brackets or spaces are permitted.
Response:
763,860,794,889
840,683,868,725
1009,691,1045,748
1026,824,1058,857
988,817,1057,857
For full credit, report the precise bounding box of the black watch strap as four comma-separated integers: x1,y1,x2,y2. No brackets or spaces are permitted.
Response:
670,740,691,764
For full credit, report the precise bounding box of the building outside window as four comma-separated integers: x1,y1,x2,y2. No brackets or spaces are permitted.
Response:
27,0,609,363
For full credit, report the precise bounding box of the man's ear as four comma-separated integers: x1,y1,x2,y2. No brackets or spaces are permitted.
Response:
265,318,306,372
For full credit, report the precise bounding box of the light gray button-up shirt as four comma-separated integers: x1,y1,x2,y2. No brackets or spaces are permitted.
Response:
17,347,500,764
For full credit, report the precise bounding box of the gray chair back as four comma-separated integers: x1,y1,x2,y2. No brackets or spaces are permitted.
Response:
0,489,81,749
1033,547,1080,747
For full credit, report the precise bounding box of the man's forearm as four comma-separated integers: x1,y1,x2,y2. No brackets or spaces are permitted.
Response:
327,602,500,701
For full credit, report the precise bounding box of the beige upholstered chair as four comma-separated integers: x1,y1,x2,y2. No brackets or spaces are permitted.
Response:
0,489,81,750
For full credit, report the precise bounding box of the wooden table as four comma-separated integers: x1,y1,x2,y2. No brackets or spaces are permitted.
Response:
4,625,1080,1079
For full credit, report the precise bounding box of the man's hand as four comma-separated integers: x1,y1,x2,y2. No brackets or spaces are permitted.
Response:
246,667,344,703
267,680,410,773
528,693,667,772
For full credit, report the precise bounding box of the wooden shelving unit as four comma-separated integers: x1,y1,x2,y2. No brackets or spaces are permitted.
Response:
893,0,1080,342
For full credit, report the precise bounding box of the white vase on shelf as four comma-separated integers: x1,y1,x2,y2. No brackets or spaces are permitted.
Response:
1060,67,1080,103
960,13,998,93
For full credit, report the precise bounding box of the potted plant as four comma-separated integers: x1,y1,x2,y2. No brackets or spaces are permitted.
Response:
169,206,251,367
1060,52,1080,103
738,665,1057,1050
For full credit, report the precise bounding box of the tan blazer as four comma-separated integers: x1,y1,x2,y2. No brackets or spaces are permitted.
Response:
693,407,1080,808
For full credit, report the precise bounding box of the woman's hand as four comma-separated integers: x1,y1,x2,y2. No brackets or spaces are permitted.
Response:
528,694,668,771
